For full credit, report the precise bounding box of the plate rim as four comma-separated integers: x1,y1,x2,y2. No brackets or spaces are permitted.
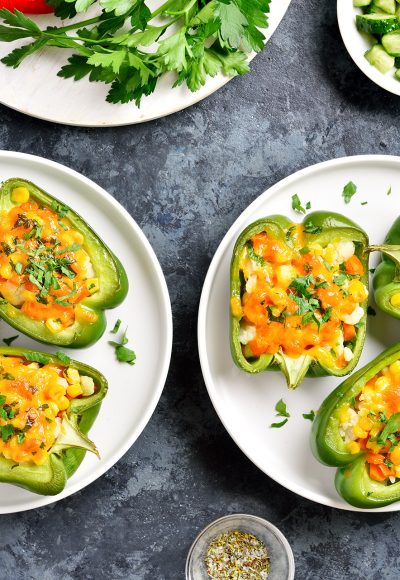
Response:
0,0,292,127
0,150,173,514
198,154,400,513
337,0,400,97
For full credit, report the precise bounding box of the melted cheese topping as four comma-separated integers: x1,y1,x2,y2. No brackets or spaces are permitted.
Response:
0,355,93,465
339,361,400,483
0,189,99,333
233,225,367,368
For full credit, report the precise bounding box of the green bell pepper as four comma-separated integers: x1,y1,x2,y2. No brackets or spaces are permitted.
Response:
0,347,107,496
0,178,128,348
312,342,400,508
372,216,400,319
230,211,369,389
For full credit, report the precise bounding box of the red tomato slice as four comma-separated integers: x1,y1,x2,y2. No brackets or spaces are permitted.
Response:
0,0,53,13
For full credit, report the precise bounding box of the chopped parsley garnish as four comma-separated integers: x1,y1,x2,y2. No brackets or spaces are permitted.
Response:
342,181,357,204
270,419,288,429
299,247,309,255
275,398,290,418
23,352,51,365
16,432,25,445
303,221,322,234
109,328,136,366
285,226,295,241
291,194,307,214
111,319,122,334
270,399,290,428
2,335,18,346
360,201,368,206
55,243,82,255
387,186,392,196
55,351,71,365
1,424,14,442
246,242,265,267
51,200,69,218
302,410,316,422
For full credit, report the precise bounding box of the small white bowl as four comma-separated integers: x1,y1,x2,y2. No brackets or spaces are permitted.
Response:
185,514,295,580
337,0,400,96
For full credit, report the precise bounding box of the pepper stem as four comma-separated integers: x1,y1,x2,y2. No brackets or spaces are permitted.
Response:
275,352,312,389
367,245,400,267
51,416,100,458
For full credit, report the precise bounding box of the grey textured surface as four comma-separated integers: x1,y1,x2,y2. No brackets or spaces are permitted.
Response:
1,0,400,578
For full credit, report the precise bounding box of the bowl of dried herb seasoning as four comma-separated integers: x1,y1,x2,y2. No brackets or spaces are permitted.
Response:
185,514,295,580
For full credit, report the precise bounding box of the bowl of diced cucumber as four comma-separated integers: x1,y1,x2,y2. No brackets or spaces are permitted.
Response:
337,0,400,95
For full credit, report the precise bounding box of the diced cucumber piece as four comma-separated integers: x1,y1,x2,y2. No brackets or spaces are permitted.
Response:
382,30,400,54
356,13,400,34
365,44,395,72
374,0,396,12
364,4,386,13
354,0,372,6
395,68,400,78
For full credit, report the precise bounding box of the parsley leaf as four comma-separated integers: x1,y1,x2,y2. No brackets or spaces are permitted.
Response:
275,398,290,418
291,193,306,214
303,221,322,234
23,351,51,365
109,328,136,366
342,181,357,204
2,335,18,346
55,351,71,365
302,410,316,422
270,418,288,429
111,319,122,334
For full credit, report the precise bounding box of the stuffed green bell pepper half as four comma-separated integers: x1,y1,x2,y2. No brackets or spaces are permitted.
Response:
0,178,128,347
0,347,107,496
312,343,400,508
230,212,369,389
372,216,400,319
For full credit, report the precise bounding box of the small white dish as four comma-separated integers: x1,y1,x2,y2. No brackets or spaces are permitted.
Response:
337,0,400,96
186,514,295,580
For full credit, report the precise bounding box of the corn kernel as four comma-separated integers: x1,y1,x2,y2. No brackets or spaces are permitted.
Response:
75,304,98,324
390,293,400,308
353,424,368,439
85,278,100,295
46,318,63,334
230,297,243,319
347,441,360,454
366,439,382,453
71,231,84,244
359,416,374,431
347,279,368,302
57,396,70,411
81,375,95,396
11,187,30,204
0,263,12,279
22,290,36,302
376,376,391,391
67,383,83,398
66,367,80,385
395,466,400,478
390,446,400,466
390,360,400,377
338,407,350,423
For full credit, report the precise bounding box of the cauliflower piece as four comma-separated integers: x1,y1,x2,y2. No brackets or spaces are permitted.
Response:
343,347,354,362
341,306,364,325
239,323,256,345
336,241,355,262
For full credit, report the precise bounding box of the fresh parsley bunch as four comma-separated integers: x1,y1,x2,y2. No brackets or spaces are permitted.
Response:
0,0,271,105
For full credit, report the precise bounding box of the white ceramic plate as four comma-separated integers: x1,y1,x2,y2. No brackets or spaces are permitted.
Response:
198,155,400,512
337,0,400,97
0,151,172,514
0,0,291,127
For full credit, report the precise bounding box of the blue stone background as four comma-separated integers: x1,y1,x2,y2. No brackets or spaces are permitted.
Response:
1,0,400,577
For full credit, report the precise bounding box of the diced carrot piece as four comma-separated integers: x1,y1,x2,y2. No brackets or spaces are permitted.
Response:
343,323,356,342
366,453,385,465
369,464,388,482
345,255,364,276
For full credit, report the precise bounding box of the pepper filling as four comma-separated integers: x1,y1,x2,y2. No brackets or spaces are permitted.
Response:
0,187,99,334
339,361,400,483
0,355,96,465
231,224,367,368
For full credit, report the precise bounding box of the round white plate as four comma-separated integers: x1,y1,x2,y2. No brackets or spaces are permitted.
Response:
338,0,400,97
198,155,400,512
0,151,172,514
0,0,291,127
